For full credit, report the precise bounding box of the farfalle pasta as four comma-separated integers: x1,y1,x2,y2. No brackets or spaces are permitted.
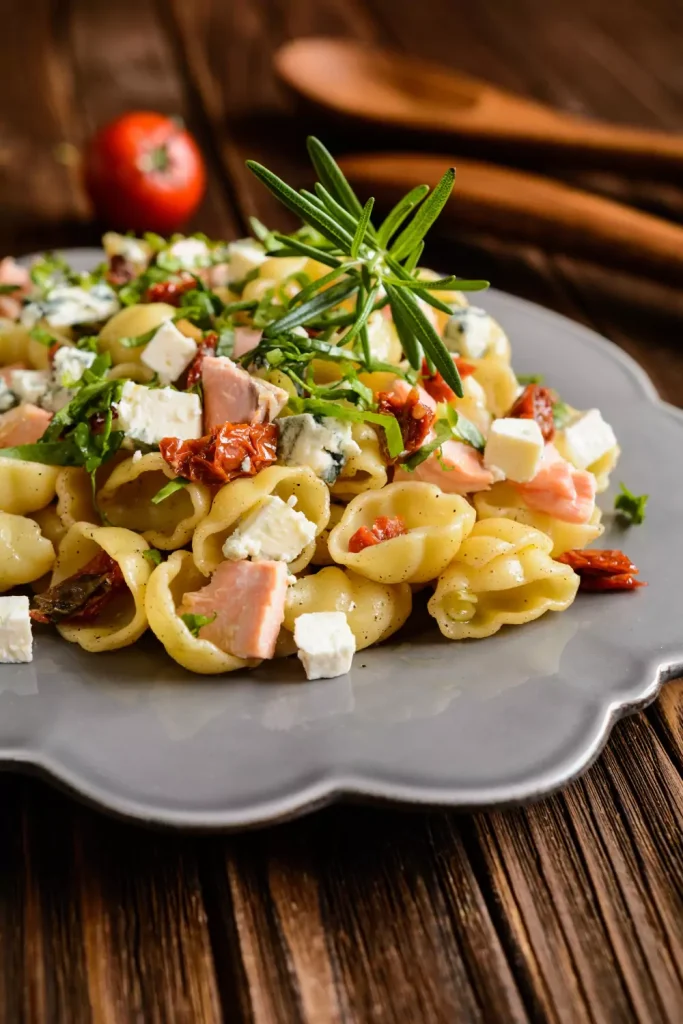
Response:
0,139,636,676
428,518,580,640
327,482,476,584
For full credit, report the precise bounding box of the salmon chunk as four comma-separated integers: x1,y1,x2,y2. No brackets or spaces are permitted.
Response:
232,327,263,359
202,355,288,431
0,258,31,320
395,439,494,494
517,443,596,524
0,403,51,446
179,559,288,660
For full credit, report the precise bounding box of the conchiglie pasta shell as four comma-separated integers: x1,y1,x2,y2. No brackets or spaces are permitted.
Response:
474,482,603,556
0,457,60,515
469,357,519,417
53,523,152,652
428,517,579,640
97,453,211,550
311,503,345,566
146,551,254,675
98,302,176,366
332,422,388,501
108,361,154,383
193,466,330,576
328,481,476,584
283,566,412,650
30,502,67,548
0,322,31,364
0,511,54,591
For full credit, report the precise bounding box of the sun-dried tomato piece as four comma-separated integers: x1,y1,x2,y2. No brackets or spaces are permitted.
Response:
145,274,195,306
31,550,126,624
508,384,556,442
184,331,218,389
348,515,408,553
377,386,435,461
420,358,476,404
557,549,646,592
107,254,137,286
160,421,278,488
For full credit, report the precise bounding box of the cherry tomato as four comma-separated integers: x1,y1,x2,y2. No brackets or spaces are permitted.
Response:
84,111,206,233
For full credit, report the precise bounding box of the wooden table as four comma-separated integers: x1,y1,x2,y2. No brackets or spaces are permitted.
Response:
1,1,682,1020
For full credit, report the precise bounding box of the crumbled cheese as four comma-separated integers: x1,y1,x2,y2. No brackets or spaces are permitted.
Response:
140,319,198,385
168,237,211,269
52,345,96,387
22,283,120,328
222,495,316,563
115,381,203,447
557,409,617,471
277,414,360,484
444,306,494,359
226,238,268,283
132,450,143,463
293,611,355,680
10,369,50,405
484,418,545,483
0,378,16,413
0,596,33,663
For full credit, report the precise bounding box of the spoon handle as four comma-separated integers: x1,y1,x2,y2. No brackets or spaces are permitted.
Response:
340,154,683,283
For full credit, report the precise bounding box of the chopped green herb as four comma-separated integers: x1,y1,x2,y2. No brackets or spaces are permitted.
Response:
517,373,544,385
29,326,57,347
151,478,188,504
614,483,648,525
552,400,573,430
181,612,217,638
287,395,403,459
0,283,20,295
401,421,453,471
143,548,163,566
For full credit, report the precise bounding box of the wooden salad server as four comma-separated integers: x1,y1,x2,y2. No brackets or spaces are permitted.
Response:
276,38,683,177
338,152,683,282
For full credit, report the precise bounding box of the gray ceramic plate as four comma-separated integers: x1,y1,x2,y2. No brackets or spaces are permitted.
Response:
1,249,681,830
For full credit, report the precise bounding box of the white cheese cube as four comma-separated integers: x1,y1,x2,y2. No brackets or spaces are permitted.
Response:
10,369,50,405
484,417,544,483
277,414,360,484
168,237,211,269
226,239,268,283
444,306,494,358
41,283,120,327
365,311,396,361
294,611,356,680
222,495,316,563
0,596,33,663
0,378,16,412
116,381,203,447
558,409,617,471
140,320,198,385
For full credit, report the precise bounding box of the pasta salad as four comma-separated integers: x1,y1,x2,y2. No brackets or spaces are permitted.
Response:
0,139,646,677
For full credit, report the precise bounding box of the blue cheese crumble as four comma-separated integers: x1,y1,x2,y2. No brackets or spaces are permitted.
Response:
277,414,360,484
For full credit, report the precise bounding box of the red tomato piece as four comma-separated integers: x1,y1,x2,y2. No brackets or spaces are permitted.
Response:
420,358,476,403
377,386,435,461
183,331,218,390
159,422,278,488
31,550,126,624
508,384,556,442
556,549,646,592
84,112,206,233
145,274,196,306
348,515,407,553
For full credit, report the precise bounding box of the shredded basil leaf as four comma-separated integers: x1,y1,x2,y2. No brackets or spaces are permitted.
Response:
143,548,163,566
181,612,217,637
614,483,648,525
151,478,188,504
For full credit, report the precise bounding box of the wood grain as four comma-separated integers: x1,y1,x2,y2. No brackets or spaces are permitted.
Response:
0,1,682,1022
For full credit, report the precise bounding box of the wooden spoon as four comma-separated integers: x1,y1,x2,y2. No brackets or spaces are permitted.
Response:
338,152,683,283
276,38,683,177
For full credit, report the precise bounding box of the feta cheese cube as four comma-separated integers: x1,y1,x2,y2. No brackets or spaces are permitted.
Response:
116,381,203,447
168,237,211,269
10,369,50,405
293,611,356,680
558,409,617,471
277,414,360,484
0,596,33,663
0,378,16,413
222,495,317,563
484,417,544,483
140,320,198,385
444,306,494,359
226,239,268,283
